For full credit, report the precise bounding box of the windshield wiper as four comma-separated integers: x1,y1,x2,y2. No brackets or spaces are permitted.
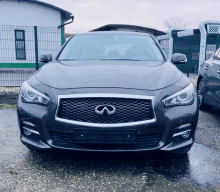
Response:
100,59,141,61
58,59,142,61
58,59,77,61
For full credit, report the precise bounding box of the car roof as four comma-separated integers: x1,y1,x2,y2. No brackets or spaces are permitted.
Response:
91,24,166,36
74,31,152,37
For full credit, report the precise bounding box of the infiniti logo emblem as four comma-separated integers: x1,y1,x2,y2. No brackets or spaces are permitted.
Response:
95,105,116,116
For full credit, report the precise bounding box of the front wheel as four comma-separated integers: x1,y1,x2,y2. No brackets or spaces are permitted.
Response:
197,79,212,110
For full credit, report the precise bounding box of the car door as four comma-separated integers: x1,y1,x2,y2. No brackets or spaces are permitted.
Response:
210,49,220,104
203,49,220,101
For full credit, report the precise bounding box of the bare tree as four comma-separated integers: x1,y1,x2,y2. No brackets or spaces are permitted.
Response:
163,17,189,28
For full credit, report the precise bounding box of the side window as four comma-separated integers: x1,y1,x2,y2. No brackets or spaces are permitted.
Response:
206,44,216,60
15,30,26,60
216,50,220,60
213,48,220,60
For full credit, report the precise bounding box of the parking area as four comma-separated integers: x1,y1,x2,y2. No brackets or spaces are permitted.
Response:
0,106,220,192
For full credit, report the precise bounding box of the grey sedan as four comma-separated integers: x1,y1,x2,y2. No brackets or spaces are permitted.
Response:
198,47,220,110
17,31,199,154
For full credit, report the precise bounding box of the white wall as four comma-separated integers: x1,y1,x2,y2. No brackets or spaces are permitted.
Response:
0,0,61,27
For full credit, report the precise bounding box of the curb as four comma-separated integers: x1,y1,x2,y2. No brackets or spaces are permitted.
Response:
0,93,18,105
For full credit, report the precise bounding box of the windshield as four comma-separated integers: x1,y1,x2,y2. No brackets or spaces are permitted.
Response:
58,33,165,61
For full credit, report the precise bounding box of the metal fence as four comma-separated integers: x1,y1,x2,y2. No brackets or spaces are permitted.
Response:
0,25,90,93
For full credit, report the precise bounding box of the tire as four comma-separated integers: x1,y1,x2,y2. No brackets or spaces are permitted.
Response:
170,145,192,155
197,79,212,110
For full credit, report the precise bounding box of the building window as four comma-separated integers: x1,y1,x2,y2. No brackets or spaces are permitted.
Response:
15,30,26,60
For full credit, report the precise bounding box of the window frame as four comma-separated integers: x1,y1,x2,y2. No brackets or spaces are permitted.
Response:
158,39,169,58
15,30,26,60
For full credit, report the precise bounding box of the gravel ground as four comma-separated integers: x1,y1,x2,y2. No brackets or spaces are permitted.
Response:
0,107,220,192
0,87,20,94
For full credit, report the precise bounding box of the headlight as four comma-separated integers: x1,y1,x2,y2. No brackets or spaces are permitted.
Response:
162,83,195,108
21,81,51,105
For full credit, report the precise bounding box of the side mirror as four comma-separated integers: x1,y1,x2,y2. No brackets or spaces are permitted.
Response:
171,53,187,64
39,53,52,63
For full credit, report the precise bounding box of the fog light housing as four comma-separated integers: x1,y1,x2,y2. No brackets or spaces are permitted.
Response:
22,127,40,139
172,129,191,138
24,128,32,136
181,131,191,138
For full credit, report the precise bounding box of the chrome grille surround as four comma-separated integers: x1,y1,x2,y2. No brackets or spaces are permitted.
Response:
55,94,156,128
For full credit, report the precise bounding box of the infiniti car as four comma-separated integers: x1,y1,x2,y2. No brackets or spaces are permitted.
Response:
197,47,220,110
17,31,199,154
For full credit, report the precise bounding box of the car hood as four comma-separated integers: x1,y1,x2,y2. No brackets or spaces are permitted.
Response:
35,60,183,90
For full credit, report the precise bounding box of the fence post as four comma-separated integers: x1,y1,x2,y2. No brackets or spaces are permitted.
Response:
187,47,191,77
187,65,190,77
34,26,39,71
61,22,65,45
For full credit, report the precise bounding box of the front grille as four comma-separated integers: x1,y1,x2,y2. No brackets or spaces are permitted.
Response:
50,131,161,149
57,97,154,124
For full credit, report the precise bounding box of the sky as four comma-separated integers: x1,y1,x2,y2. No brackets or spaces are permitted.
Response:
44,0,220,31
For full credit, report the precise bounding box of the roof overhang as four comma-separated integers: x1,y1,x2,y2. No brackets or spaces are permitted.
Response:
16,0,73,21
91,24,167,36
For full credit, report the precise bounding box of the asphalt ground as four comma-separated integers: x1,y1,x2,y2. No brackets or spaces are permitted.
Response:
0,106,220,192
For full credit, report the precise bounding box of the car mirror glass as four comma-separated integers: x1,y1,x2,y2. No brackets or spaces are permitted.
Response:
171,53,187,65
39,53,53,63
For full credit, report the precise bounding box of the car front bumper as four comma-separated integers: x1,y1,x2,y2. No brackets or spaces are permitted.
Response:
17,84,199,152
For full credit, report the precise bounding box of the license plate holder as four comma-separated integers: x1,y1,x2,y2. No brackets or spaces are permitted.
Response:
74,129,136,144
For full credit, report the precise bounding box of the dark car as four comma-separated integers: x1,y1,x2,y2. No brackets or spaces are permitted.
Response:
197,47,220,110
17,31,199,154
